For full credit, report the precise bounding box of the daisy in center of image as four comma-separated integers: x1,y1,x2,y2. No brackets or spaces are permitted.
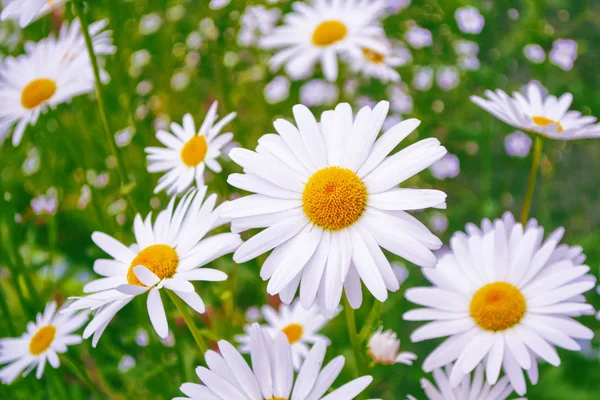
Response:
222,101,447,316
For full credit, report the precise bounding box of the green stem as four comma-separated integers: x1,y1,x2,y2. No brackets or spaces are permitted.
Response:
167,290,209,355
520,136,543,225
358,300,383,342
344,295,367,377
0,283,16,335
62,355,104,398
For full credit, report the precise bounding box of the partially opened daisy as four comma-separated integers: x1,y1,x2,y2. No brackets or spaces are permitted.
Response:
407,364,525,400
0,19,115,146
471,81,600,140
145,101,236,195
0,302,88,384
176,323,373,400
236,299,335,369
0,0,67,28
222,101,447,316
260,0,388,81
367,326,417,366
404,212,596,395
66,188,241,345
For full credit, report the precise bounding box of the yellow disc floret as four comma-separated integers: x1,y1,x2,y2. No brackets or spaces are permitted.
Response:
281,323,304,345
470,282,526,331
362,48,385,64
302,167,367,231
127,244,179,286
181,135,208,167
312,20,347,47
532,115,563,133
29,325,56,355
21,78,57,109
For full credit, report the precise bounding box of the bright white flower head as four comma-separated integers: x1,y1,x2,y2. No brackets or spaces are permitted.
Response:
145,102,236,195
66,188,242,345
404,212,596,395
0,0,67,28
236,299,335,370
404,26,432,49
471,81,600,140
367,326,417,365
549,39,577,71
350,40,408,83
260,0,387,81
408,364,525,400
0,19,115,146
455,6,485,34
0,302,88,384
222,101,447,317
176,323,373,400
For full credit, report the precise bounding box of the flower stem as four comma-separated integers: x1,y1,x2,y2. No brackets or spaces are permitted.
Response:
359,300,383,342
520,135,543,225
344,295,367,377
167,290,209,356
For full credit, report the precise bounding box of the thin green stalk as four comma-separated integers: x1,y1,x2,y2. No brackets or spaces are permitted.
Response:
520,136,543,225
359,300,383,342
167,290,209,355
344,295,367,377
0,284,16,335
62,355,104,398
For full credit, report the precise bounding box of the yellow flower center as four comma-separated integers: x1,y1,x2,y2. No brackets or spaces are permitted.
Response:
180,135,208,167
21,78,57,109
29,325,56,355
470,282,526,331
363,48,385,64
302,167,367,231
281,323,304,345
532,115,563,133
312,20,347,47
127,244,179,286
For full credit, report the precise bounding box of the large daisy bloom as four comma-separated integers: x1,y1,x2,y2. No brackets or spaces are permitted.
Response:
260,0,388,81
0,19,115,146
471,81,600,140
236,299,335,370
0,302,88,384
66,188,242,345
176,323,373,400
145,101,236,195
0,0,67,28
404,212,596,395
407,364,525,400
221,101,447,317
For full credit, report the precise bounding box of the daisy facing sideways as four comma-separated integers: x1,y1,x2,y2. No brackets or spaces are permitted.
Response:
404,212,596,395
0,19,115,146
65,188,242,345
176,323,373,400
0,301,89,384
260,0,388,81
471,80,600,140
236,299,335,370
145,101,236,195
222,101,447,317
0,0,67,28
367,326,417,366
350,41,409,83
407,364,525,400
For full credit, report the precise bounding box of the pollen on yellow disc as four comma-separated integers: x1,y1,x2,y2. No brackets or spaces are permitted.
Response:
470,282,526,331
29,325,56,355
532,115,563,133
21,78,57,110
363,48,385,64
312,20,348,47
180,135,208,167
281,323,304,345
127,244,179,286
302,167,368,231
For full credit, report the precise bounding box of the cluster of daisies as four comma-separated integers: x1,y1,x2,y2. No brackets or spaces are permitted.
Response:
2,1,600,399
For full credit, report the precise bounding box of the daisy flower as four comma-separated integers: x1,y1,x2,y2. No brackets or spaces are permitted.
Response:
367,326,417,366
350,40,408,83
471,81,600,140
0,302,88,384
236,299,335,369
66,188,242,345
260,0,388,81
0,19,115,146
145,102,236,195
0,0,67,28
407,364,525,400
221,101,447,316
176,323,373,400
404,212,596,395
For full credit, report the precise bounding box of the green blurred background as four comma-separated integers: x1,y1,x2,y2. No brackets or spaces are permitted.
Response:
1,0,599,398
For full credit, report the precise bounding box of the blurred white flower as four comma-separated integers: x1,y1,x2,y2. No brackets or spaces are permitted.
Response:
524,44,546,64
430,153,460,179
300,79,339,107
550,39,577,71
136,80,153,96
351,41,409,83
264,75,291,104
0,0,67,28
209,0,230,10
118,355,136,372
77,185,92,210
391,262,409,285
413,66,434,91
405,25,432,49
166,5,185,22
139,13,162,35
436,66,460,91
238,6,280,47
428,212,448,233
455,6,485,34
504,131,532,158
454,40,479,56
115,127,135,147
31,188,58,216
170,70,191,91
245,306,262,322
22,147,40,175
367,326,417,365
386,0,411,14
389,85,413,114
130,49,151,68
